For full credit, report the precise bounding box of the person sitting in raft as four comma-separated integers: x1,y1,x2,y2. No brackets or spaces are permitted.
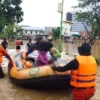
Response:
45,42,61,61
27,36,44,56
25,44,37,64
50,47,61,60
27,42,53,66
21,37,44,60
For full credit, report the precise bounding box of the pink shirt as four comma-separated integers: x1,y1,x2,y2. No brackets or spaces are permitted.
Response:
15,40,21,46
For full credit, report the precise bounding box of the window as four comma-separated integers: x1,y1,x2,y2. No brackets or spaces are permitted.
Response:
25,30,27,33
36,31,37,33
31,31,32,34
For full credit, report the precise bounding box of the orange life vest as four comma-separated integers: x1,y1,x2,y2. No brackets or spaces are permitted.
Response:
70,55,97,87
0,53,2,63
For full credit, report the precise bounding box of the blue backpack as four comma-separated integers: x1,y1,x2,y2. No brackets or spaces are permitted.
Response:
36,51,48,66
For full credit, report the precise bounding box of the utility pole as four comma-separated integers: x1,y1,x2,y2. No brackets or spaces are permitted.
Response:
58,0,64,52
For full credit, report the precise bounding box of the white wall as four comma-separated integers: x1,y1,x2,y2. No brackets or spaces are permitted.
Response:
22,30,41,35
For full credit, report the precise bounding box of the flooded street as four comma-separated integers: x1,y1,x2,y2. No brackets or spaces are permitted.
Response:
0,40,100,100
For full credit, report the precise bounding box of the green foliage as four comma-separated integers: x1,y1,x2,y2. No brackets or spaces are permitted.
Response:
3,24,22,39
73,0,100,44
4,25,15,38
52,27,60,39
0,0,23,32
0,33,6,39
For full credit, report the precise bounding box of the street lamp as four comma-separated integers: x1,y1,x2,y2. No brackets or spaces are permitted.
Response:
58,0,64,52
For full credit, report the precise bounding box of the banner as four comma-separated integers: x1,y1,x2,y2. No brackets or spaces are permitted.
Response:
62,21,73,36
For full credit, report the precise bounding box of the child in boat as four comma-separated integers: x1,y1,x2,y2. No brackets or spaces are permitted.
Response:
27,42,53,66
50,47,61,59
46,42,61,61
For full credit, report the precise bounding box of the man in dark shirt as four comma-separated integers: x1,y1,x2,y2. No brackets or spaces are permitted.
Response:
26,39,32,51
27,36,44,55
52,43,97,100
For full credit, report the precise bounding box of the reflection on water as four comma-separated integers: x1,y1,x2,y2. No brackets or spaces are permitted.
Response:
0,40,100,100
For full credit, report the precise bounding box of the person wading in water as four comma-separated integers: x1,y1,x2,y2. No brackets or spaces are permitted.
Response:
1,38,8,50
52,43,97,100
0,46,13,78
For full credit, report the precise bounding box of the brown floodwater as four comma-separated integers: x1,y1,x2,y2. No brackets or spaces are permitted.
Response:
0,40,100,100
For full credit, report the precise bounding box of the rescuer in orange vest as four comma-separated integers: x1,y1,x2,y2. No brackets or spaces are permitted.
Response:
52,43,97,100
0,46,13,78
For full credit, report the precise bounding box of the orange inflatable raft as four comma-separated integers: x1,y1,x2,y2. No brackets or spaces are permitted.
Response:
8,52,71,89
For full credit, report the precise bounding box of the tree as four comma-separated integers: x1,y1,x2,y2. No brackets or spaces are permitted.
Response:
3,24,22,39
73,0,100,45
0,0,23,32
52,27,60,39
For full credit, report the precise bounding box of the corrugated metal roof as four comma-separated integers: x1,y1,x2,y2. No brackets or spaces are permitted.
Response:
21,26,42,31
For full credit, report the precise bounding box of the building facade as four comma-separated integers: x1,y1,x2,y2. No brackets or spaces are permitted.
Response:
44,27,57,35
66,12,91,33
21,26,43,35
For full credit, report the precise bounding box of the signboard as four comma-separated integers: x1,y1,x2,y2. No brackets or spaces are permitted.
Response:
58,3,63,13
62,21,73,36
